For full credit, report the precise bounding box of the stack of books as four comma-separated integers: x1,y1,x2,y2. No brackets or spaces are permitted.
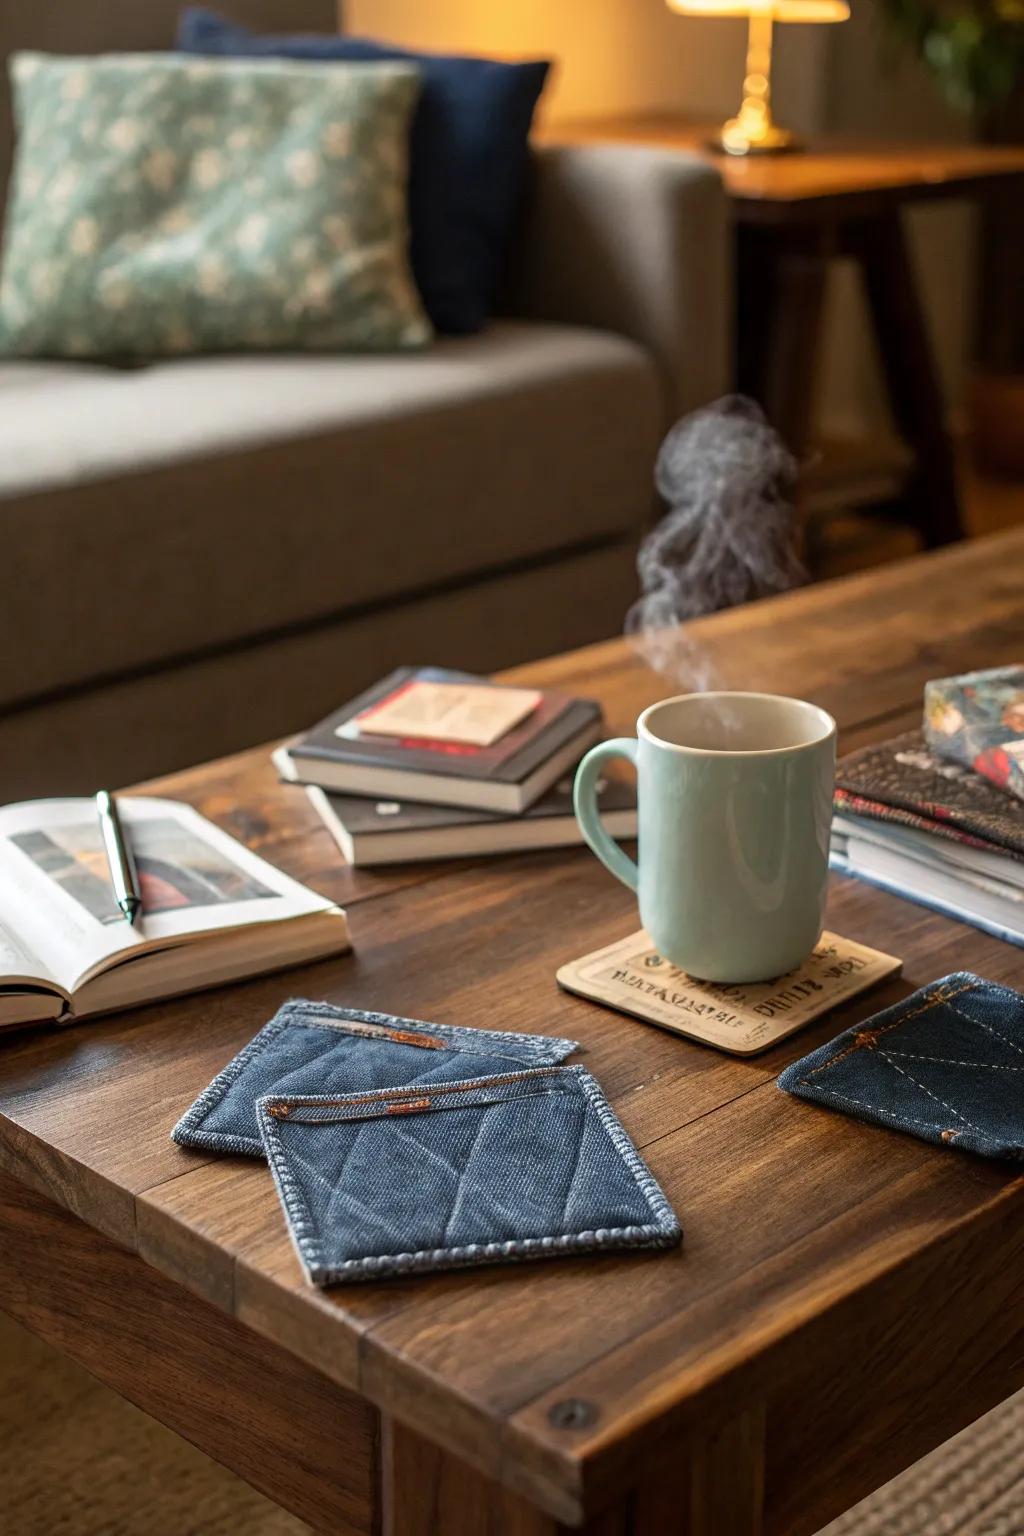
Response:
830,729,1024,946
275,667,636,866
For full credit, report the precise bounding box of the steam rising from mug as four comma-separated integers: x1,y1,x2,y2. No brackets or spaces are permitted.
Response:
625,396,804,687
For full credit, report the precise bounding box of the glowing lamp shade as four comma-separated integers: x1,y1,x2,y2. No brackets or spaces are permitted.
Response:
667,0,850,155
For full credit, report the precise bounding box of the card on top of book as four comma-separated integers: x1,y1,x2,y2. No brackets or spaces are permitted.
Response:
276,666,603,814
358,679,542,747
0,797,349,1032
304,775,637,866
557,930,902,1055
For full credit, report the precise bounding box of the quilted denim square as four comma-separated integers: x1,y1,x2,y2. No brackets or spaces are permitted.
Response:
172,1000,578,1158
256,1065,681,1284
778,972,1024,1159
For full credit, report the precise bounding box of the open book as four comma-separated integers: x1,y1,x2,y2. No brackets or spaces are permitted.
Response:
0,797,350,1030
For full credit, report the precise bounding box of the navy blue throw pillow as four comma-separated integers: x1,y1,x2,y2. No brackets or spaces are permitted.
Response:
177,8,550,333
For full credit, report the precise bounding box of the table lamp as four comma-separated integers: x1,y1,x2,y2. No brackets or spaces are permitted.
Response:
666,0,849,156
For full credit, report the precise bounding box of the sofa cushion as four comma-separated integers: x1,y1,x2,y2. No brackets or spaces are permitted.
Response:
0,53,429,360
0,320,660,712
178,7,550,336
0,4,339,245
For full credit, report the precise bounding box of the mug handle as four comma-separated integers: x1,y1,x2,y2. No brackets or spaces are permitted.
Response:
573,739,639,892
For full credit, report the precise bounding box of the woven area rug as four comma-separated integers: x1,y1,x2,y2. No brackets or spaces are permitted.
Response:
819,1390,1024,1536
3,1306,1023,1533
0,1312,306,1536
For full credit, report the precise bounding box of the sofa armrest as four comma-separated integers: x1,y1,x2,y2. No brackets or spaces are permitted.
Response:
507,142,731,422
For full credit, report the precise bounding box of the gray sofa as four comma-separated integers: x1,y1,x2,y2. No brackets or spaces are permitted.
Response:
0,2,729,800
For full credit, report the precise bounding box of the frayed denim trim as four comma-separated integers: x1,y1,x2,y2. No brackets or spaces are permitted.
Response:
171,999,579,1157
256,1065,681,1286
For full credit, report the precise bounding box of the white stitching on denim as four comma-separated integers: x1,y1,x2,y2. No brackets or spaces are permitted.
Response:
944,996,1024,1058
782,974,1024,1156
883,1051,1024,1071
798,1083,992,1139
794,978,978,1083
876,1051,989,1137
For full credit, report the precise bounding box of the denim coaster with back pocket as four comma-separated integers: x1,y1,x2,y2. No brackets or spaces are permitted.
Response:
778,972,1024,1159
172,1000,579,1157
256,1065,681,1284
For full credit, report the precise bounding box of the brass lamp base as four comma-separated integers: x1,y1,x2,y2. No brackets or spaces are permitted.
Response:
707,12,805,156
708,121,802,156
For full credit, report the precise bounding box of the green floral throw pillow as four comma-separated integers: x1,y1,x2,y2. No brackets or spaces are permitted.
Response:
0,53,431,359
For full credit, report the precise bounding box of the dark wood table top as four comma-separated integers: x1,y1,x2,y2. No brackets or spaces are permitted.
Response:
537,115,1024,220
3,529,1024,1532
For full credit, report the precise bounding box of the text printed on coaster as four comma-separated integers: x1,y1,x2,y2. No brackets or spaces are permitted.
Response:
556,931,902,1056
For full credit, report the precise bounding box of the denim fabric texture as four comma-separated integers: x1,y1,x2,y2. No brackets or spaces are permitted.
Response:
256,1065,681,1284
172,1000,578,1157
778,972,1024,1159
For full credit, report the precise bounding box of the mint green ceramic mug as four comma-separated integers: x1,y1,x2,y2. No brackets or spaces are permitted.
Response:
573,692,836,983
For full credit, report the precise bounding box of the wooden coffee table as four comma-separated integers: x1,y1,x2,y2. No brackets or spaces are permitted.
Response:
3,530,1024,1535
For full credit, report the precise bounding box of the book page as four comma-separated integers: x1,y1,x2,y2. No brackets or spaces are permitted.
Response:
0,797,336,994
0,800,144,990
0,912,56,989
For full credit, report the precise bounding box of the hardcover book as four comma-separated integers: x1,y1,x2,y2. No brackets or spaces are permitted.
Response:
832,728,1024,947
0,797,349,1031
303,776,637,866
276,667,604,813
835,729,1024,858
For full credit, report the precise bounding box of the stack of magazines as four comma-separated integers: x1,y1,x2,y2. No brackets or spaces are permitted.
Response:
831,666,1024,946
275,667,636,867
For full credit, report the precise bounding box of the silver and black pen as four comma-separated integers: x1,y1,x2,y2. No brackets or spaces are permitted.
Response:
95,790,143,926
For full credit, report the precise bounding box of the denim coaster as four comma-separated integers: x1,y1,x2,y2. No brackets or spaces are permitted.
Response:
172,1000,578,1158
256,1065,681,1284
778,971,1024,1159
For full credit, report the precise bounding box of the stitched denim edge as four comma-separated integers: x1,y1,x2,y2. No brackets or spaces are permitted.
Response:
789,1080,1021,1157
776,972,991,1098
171,999,580,1156
256,1064,681,1284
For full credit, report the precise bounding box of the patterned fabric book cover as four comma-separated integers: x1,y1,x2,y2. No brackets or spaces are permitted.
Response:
924,665,1024,802
835,729,1024,860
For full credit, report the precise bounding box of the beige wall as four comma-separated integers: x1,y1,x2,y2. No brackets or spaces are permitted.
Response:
345,0,826,128
346,0,974,434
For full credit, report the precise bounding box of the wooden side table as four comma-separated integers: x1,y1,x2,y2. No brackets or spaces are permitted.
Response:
539,119,1024,547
